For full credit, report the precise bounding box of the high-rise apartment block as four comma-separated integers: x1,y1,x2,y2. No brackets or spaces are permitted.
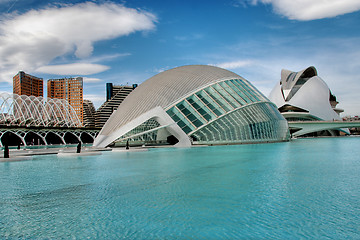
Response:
95,83,136,128
83,99,96,128
13,71,43,97
47,77,84,124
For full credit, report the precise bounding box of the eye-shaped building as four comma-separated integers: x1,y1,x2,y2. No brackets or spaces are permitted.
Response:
268,66,349,136
93,65,289,147
269,66,343,120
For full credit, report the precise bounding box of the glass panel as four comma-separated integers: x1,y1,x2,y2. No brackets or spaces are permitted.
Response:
191,102,289,144
176,101,206,128
219,81,245,106
212,83,240,108
195,91,224,116
232,79,257,102
229,80,251,104
187,95,216,121
114,118,160,144
245,80,269,101
166,107,194,134
236,79,260,102
204,87,232,112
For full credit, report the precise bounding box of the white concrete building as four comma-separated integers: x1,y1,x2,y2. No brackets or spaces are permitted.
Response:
268,66,349,136
94,65,289,147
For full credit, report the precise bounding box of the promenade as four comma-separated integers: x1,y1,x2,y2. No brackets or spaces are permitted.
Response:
289,120,360,137
0,146,111,162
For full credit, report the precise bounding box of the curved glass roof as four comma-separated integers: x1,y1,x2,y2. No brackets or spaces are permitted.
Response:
99,65,243,136
95,65,289,147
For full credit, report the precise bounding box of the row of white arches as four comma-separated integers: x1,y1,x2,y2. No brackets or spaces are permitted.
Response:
0,129,99,147
0,92,82,127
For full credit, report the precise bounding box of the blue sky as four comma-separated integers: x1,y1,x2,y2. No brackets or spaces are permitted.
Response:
0,0,360,116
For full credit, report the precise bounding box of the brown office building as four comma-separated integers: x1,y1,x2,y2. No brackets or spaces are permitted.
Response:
13,71,43,97
47,77,84,124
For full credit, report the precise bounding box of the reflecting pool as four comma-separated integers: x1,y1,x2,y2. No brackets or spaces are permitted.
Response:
1,137,360,239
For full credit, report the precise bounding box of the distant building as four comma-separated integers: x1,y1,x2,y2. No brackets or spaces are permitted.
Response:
268,66,349,136
47,77,84,124
343,116,360,135
13,71,43,97
95,83,136,128
83,99,96,128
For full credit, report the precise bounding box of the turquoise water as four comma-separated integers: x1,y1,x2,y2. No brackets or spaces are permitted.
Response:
1,137,359,239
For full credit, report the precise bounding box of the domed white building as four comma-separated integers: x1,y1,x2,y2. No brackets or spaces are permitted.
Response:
94,65,289,147
268,66,349,136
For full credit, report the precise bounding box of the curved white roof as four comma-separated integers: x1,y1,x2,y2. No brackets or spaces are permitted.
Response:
99,65,242,135
281,66,317,94
269,66,341,121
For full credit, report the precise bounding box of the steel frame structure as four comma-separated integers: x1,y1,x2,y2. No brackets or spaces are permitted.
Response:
0,92,81,127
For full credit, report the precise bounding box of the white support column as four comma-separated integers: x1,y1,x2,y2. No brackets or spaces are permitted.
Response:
94,106,191,148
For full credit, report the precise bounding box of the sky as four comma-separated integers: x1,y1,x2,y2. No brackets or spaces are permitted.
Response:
0,0,360,116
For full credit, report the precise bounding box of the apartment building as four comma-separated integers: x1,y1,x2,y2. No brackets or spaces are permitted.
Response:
83,99,96,128
95,83,136,128
13,71,43,97
47,77,84,124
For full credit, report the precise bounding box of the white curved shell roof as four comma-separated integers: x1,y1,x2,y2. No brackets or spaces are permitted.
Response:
100,65,242,135
281,66,317,92
268,67,341,121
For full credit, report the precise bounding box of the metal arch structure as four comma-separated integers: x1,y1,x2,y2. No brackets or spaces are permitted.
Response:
80,130,99,140
0,92,99,147
0,128,100,147
0,129,27,146
34,129,66,145
0,92,82,128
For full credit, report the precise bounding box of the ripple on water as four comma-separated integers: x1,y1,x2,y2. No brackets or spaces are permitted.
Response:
1,138,360,239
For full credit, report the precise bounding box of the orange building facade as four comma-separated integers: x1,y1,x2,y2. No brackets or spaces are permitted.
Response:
47,77,84,124
13,71,43,97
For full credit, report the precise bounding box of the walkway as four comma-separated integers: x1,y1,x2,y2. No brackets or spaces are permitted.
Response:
0,126,100,147
288,121,360,137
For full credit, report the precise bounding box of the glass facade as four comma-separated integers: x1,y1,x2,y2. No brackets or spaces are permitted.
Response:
165,79,289,144
191,103,289,144
113,78,289,146
115,118,161,144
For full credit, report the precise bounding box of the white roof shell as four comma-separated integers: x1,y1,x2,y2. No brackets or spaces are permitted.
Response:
98,65,241,136
268,66,341,121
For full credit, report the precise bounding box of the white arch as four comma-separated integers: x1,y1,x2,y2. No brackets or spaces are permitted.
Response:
44,130,66,144
0,92,81,128
24,130,47,145
0,129,26,147
94,106,191,148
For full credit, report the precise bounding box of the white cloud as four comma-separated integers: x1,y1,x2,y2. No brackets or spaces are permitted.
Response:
83,77,102,83
153,66,171,73
87,53,132,63
36,63,110,75
249,0,360,20
83,94,105,103
83,93,106,109
212,60,254,69
209,37,360,116
0,2,157,83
